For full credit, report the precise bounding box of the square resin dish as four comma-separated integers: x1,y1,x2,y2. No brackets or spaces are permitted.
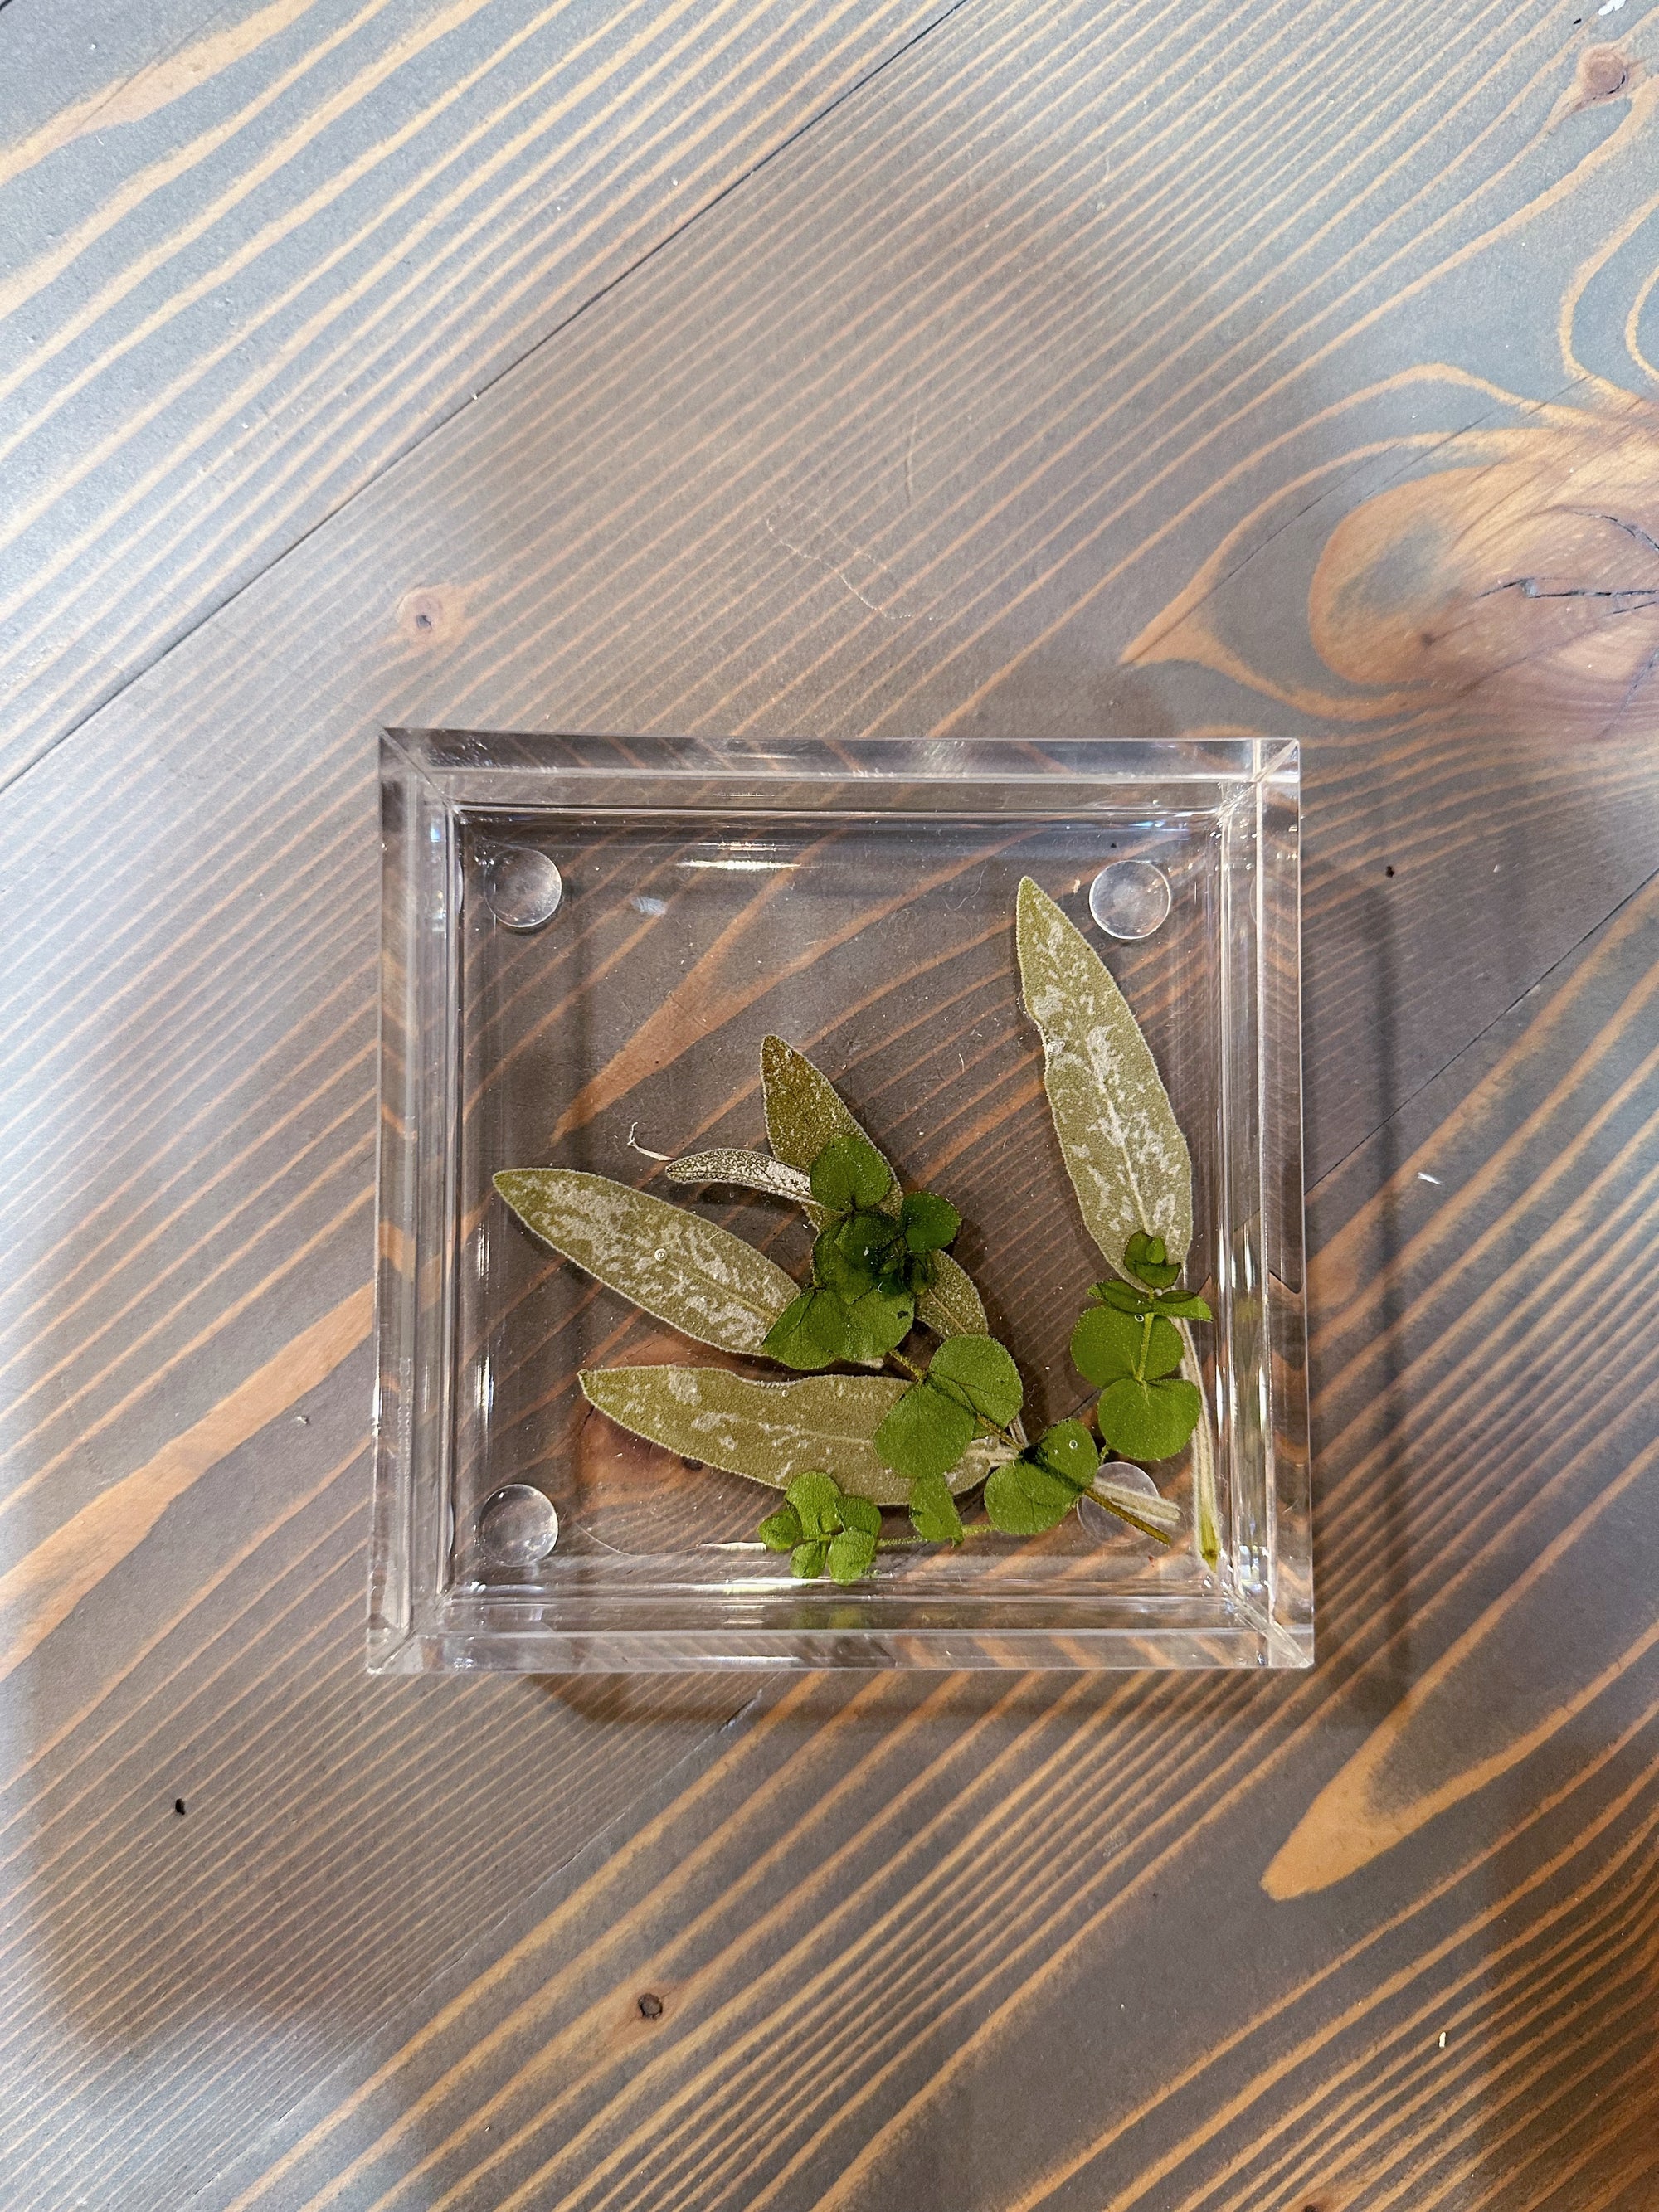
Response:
371,732,1308,1672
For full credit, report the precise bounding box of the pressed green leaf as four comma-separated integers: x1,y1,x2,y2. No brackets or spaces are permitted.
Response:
1014,878,1193,1278
761,1038,900,1223
908,1471,966,1544
1020,1462,1080,1513
812,1228,866,1300
838,1494,883,1539
762,1290,839,1373
796,1288,854,1364
840,1285,915,1363
815,1212,901,1299
927,1370,975,1417
1140,1320,1185,1378
1123,1231,1181,1289
791,1540,829,1579
810,1130,893,1213
873,1382,977,1482
757,1506,802,1551
900,1191,961,1255
1072,1305,1140,1382
1002,878,1216,1546
984,1461,1073,1536
826,1528,878,1584
786,1470,842,1538
666,1150,814,1203
1095,1375,1203,1461
1071,1306,1183,1387
917,1251,988,1339
494,1169,798,1358
579,1367,985,1505
927,1335,1024,1427
1032,1418,1100,1489
766,1283,907,1371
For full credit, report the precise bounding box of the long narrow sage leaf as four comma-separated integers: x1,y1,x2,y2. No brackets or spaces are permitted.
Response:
1014,877,1193,1276
494,1169,796,1359
580,1366,995,1505
666,1150,814,1203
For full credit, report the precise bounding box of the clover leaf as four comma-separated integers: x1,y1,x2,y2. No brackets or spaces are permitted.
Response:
1031,1417,1099,1485
810,1131,893,1212
763,1475,887,1582
1095,1375,1202,1461
827,1528,878,1583
984,1458,1075,1536
837,1284,915,1363
982,1417,1107,1535
900,1191,961,1255
873,1382,976,1481
837,1493,883,1539
761,1290,839,1371
1087,1277,1212,1324
1071,1306,1183,1388
786,1470,844,1537
1123,1231,1182,1289
815,1210,903,1298
907,1471,966,1544
757,1505,803,1552
927,1335,1023,1427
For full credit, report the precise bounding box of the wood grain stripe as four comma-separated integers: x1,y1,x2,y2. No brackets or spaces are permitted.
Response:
0,1284,369,1680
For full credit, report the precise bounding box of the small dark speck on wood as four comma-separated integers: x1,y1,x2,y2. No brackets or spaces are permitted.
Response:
636,1991,664,2020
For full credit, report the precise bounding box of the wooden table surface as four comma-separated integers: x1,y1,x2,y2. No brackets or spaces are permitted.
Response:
2,1,1656,2205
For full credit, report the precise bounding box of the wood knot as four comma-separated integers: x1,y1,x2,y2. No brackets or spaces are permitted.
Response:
396,586,466,644
1304,425,1659,738
1574,45,1629,102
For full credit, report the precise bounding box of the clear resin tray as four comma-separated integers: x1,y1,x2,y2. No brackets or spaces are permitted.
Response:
371,733,1309,1672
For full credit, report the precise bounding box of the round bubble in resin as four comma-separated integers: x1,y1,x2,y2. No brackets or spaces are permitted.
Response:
1077,1461,1160,1544
483,847,562,931
475,1483,559,1567
1088,858,1171,941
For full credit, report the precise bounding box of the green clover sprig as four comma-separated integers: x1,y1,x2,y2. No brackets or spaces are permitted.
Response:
1070,1233,1212,1463
761,1131,963,1370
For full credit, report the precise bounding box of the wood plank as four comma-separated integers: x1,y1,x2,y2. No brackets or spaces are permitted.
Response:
1,0,1656,2199
0,0,962,776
